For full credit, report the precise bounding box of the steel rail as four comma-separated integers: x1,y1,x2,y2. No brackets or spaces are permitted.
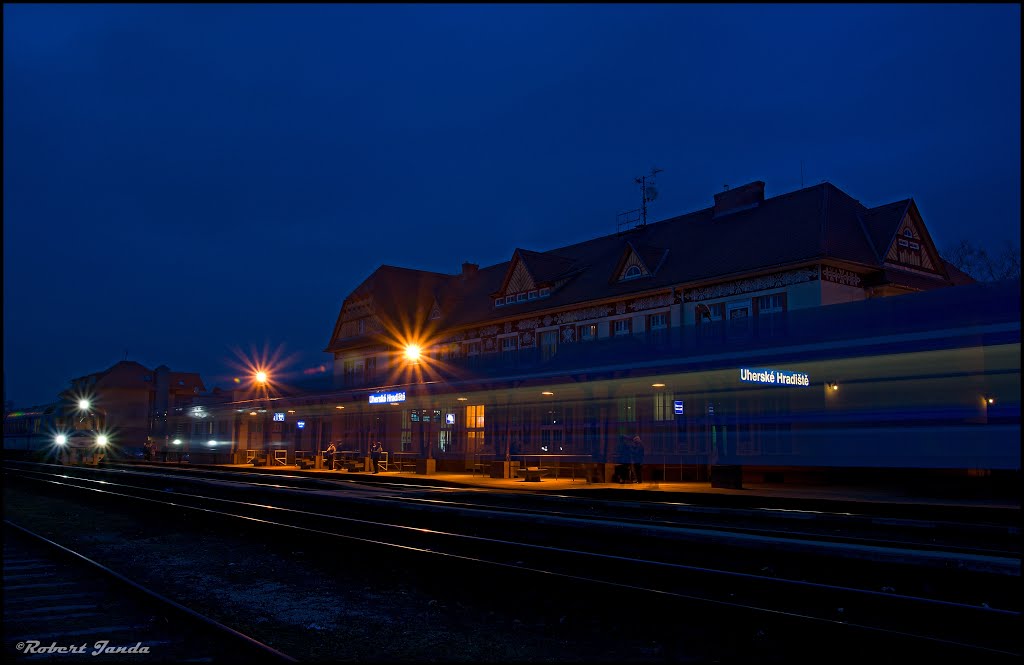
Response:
8,469,1020,657
3,519,298,663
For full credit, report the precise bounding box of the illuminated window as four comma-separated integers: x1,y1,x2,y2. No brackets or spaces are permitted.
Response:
465,404,485,428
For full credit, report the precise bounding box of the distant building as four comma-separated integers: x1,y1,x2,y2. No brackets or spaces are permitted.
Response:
58,361,205,451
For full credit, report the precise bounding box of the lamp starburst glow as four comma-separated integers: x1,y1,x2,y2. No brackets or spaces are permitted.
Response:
255,371,268,384
404,344,422,362
78,399,90,410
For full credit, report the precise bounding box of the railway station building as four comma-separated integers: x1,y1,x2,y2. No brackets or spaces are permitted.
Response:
172,181,1020,485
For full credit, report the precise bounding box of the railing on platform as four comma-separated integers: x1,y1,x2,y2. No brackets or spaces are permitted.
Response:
509,454,592,482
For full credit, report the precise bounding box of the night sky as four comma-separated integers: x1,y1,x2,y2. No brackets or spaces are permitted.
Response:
3,4,1020,407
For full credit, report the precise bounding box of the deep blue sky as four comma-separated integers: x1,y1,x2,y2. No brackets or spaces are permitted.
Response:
4,4,1020,406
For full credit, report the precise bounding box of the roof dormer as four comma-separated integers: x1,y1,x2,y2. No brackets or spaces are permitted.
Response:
612,241,667,283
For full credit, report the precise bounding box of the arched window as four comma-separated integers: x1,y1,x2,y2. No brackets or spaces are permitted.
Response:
623,265,642,280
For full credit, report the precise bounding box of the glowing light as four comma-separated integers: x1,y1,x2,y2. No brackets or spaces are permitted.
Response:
335,405,345,410
457,397,468,401
233,378,241,384
250,411,258,416
541,391,554,396
404,344,422,362
55,434,67,445
287,410,296,414
651,383,666,388
97,435,108,446
78,399,90,410
207,440,217,446
255,371,268,384
173,439,182,445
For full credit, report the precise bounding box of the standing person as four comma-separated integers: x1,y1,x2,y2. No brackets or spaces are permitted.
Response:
370,440,383,473
325,441,337,470
631,434,645,484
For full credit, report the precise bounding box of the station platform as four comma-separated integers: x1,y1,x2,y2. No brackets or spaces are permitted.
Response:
215,463,1020,513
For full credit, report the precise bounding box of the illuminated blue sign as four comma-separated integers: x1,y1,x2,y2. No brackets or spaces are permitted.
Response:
273,412,285,421
739,367,810,387
445,413,455,425
673,400,684,415
368,391,406,405
297,420,306,429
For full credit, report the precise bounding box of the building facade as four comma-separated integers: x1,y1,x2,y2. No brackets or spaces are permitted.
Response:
170,181,1018,483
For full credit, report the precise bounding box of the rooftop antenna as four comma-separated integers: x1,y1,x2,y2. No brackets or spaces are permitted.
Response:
617,167,663,234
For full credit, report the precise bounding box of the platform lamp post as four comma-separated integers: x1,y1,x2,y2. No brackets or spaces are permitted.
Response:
255,371,270,463
404,343,436,475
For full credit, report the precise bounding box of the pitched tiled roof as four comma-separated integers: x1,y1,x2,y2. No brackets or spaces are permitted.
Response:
328,182,961,345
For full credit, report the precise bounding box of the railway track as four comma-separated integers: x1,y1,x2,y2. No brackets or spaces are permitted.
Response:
11,461,1020,558
3,520,296,663
5,464,1020,660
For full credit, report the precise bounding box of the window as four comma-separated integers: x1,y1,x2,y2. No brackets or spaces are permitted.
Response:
623,265,642,280
648,312,668,330
908,241,920,250
898,238,909,247
466,404,485,428
539,287,550,297
904,229,913,237
517,293,527,302
501,336,518,353
757,293,785,314
465,341,481,356
540,330,558,361
528,290,538,300
357,319,366,334
365,356,377,382
505,295,515,305
578,323,598,342
495,299,504,307
653,391,674,421
617,396,636,424
613,318,631,336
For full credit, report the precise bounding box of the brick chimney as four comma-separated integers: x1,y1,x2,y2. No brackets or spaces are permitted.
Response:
461,262,479,279
713,181,765,218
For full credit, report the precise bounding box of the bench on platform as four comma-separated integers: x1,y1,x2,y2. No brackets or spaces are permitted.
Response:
517,467,549,482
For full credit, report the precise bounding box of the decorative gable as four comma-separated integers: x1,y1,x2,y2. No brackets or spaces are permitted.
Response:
504,257,536,295
613,242,667,283
618,248,650,281
883,212,940,273
493,250,554,308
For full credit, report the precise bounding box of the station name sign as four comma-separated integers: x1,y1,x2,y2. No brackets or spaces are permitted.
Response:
739,367,810,387
368,391,406,404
